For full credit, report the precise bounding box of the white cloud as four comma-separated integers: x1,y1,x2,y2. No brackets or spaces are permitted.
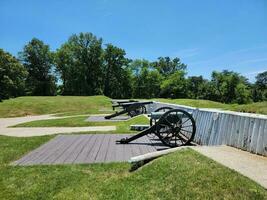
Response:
243,69,266,76
172,48,199,58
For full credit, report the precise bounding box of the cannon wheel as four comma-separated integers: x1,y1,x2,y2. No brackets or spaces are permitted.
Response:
150,107,173,126
129,105,146,117
155,109,196,147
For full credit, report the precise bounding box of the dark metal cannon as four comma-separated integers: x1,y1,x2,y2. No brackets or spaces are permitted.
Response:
111,99,139,110
117,108,196,147
105,101,153,119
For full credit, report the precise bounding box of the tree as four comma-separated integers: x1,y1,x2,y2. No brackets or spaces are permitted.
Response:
55,33,103,95
103,44,132,98
130,59,149,98
54,43,75,95
0,49,28,101
186,76,209,99
252,71,267,102
160,71,187,98
210,70,251,104
152,57,186,76
19,38,56,96
133,67,162,98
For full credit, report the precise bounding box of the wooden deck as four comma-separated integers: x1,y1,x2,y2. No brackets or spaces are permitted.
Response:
13,134,169,166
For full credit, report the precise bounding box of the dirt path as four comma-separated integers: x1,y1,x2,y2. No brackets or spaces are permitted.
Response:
193,145,267,189
0,115,116,137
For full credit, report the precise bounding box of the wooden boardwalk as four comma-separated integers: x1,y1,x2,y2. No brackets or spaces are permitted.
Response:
13,134,169,166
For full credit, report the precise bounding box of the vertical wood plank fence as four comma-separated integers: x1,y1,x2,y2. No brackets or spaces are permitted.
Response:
146,102,267,156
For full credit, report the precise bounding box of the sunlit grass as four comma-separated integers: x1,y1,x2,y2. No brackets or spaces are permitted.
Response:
13,115,150,133
0,135,266,199
0,96,112,118
154,98,267,115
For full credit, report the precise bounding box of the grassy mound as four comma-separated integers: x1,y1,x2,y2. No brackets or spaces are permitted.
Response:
0,96,266,118
0,96,112,117
155,98,267,115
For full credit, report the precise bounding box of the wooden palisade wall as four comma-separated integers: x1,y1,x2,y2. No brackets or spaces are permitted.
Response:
146,102,267,156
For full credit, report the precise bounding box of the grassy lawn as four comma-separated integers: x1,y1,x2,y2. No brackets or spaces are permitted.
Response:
0,135,266,200
13,115,150,133
0,96,112,118
155,98,267,115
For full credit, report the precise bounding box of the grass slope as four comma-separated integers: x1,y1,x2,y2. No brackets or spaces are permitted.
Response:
0,96,266,118
0,96,112,118
155,98,267,115
0,135,266,200
13,115,150,133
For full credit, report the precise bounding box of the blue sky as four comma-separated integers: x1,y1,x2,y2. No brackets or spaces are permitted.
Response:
0,0,266,81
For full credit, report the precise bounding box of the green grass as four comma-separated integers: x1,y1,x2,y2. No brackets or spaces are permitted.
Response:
0,135,266,200
154,98,267,115
13,115,150,133
0,96,266,118
0,96,112,118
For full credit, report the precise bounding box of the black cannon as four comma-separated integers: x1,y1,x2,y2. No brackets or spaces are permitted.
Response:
117,107,196,147
105,101,153,119
111,99,139,111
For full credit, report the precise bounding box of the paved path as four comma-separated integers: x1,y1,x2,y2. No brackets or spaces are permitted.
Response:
193,145,267,189
13,134,168,165
0,115,116,137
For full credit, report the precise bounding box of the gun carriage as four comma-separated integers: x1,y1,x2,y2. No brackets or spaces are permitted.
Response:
117,107,196,147
105,101,153,119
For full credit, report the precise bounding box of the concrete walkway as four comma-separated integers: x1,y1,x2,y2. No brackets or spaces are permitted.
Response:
0,115,116,137
193,145,267,189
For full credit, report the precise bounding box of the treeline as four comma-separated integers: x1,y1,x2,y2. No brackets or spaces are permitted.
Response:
0,32,266,104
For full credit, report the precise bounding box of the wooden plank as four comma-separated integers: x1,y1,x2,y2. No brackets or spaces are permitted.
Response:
64,135,93,163
105,135,119,162
14,135,63,165
74,134,98,163
114,134,125,162
95,134,112,162
256,119,266,155
36,135,77,164
21,135,71,165
15,134,177,165
37,135,78,164
53,135,86,164
122,135,135,161
136,136,153,155
144,136,162,152
85,134,106,163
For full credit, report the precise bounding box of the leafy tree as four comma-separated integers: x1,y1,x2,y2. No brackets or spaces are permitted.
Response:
130,59,162,98
19,38,56,96
145,69,162,98
210,70,251,104
252,71,267,102
131,65,162,98
152,57,186,76
103,44,132,98
0,49,28,101
55,33,103,95
186,76,209,99
235,83,251,104
130,59,149,98
160,71,187,98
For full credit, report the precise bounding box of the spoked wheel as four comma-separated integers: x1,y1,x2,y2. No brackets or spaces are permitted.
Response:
129,105,146,117
150,107,173,126
155,109,196,147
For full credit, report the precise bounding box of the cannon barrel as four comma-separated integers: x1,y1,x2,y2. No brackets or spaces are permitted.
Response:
105,101,153,119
